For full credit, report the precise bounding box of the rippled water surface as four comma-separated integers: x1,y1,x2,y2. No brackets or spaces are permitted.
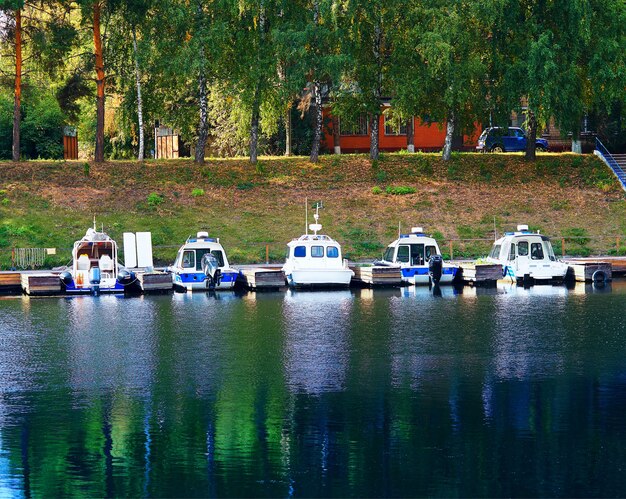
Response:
1,282,626,497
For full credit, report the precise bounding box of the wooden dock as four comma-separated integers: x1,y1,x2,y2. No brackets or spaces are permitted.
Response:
237,268,286,290
20,273,61,295
137,271,173,292
457,263,502,286
565,257,626,277
566,261,612,282
350,265,403,287
0,272,22,293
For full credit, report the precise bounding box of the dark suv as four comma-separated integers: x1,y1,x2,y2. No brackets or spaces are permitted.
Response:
476,127,549,153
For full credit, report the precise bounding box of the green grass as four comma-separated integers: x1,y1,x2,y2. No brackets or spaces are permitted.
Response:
0,153,623,268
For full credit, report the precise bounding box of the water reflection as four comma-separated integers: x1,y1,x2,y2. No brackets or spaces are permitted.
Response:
283,290,352,394
0,286,625,495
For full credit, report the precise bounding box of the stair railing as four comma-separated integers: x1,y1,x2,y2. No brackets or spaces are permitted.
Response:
595,137,626,191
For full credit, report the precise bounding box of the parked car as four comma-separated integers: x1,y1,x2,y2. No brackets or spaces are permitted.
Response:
476,127,549,153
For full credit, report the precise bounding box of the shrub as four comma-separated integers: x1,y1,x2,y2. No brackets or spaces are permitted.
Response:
385,185,416,195
371,186,383,195
147,192,164,207
236,182,255,190
83,162,90,176
21,93,65,159
191,188,205,197
375,169,387,183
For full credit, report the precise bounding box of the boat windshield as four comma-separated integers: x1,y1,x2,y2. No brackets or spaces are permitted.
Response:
383,247,394,262
543,241,557,261
530,242,544,260
488,244,501,259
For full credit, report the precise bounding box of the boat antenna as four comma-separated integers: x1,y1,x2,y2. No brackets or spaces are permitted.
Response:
305,197,308,235
398,221,401,238
493,216,497,241
93,214,97,231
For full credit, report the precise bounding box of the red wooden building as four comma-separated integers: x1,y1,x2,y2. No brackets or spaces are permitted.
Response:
321,106,479,153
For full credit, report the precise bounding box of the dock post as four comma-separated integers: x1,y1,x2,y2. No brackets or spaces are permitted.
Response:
266,245,269,265
449,241,453,260
561,238,565,257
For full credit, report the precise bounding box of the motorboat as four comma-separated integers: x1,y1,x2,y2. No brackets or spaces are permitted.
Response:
169,231,239,291
60,221,126,294
377,227,458,285
283,207,354,287
486,224,568,283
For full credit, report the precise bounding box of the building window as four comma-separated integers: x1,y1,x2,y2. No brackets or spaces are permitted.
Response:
384,115,407,136
340,115,369,136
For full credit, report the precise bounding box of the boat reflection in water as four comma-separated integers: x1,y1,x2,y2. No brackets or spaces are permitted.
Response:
0,286,626,496
282,289,353,394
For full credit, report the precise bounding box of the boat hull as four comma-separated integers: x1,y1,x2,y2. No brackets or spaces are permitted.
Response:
172,270,238,291
502,263,568,282
64,278,125,294
285,268,353,287
401,265,458,285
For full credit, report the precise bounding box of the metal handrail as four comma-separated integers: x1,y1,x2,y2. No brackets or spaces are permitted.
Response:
595,137,626,190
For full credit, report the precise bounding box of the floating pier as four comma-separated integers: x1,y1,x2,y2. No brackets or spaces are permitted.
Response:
137,271,173,292
237,268,286,290
21,273,62,295
457,263,502,286
0,272,22,293
565,261,612,282
350,265,403,287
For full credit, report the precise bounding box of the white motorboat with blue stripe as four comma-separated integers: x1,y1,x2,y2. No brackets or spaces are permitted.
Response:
170,231,239,291
486,225,568,283
378,227,458,285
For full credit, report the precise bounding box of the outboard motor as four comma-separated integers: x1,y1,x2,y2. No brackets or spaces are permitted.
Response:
60,271,73,289
428,255,443,285
201,253,221,289
116,269,136,285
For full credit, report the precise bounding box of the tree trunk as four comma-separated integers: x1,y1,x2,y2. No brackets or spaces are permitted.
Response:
442,111,455,161
194,68,209,164
332,114,341,154
250,83,261,164
250,1,264,165
525,109,537,161
132,27,144,161
370,114,380,160
93,1,105,163
285,105,292,156
12,8,21,162
571,131,582,154
310,82,322,162
406,117,414,153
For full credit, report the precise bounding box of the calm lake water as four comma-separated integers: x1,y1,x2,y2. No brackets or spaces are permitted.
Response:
1,282,626,497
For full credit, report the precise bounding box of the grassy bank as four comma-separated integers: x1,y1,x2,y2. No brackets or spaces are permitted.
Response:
0,152,624,269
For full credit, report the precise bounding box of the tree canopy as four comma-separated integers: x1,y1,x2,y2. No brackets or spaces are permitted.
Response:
0,0,624,162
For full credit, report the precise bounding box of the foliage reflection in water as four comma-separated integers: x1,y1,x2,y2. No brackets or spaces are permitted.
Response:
0,282,625,496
